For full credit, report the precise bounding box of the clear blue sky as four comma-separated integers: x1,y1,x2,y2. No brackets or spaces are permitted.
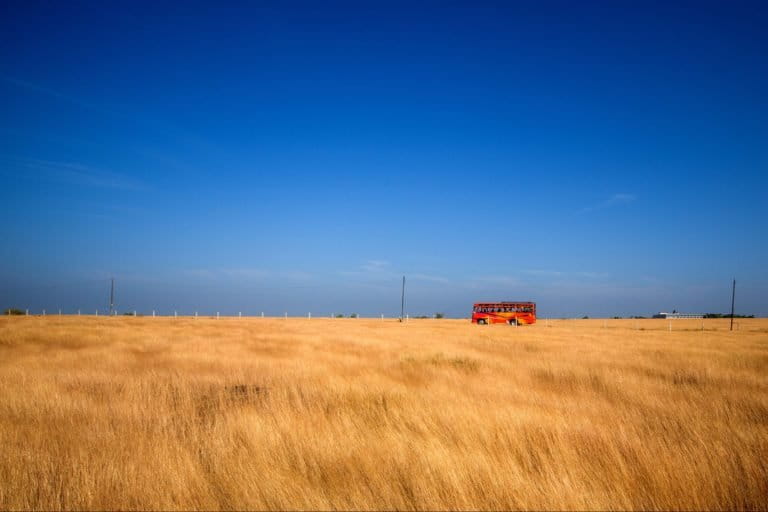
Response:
1,1,766,317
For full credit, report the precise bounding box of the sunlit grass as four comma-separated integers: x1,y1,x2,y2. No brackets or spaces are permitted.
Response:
0,316,766,510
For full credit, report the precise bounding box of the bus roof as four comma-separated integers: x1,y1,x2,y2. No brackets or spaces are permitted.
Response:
474,301,535,305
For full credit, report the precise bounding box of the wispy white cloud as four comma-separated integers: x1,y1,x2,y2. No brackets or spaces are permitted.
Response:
3,76,223,157
340,261,449,284
467,271,610,291
219,268,271,279
576,271,610,279
409,273,450,283
469,276,522,288
360,260,391,273
183,269,219,279
19,158,146,191
522,269,565,277
181,268,312,281
2,77,98,111
522,269,609,279
581,193,636,212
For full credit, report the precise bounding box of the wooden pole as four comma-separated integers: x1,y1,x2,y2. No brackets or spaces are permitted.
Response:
730,279,736,331
400,276,405,322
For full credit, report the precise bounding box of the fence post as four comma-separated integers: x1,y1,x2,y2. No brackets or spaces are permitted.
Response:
152,310,155,317
285,312,287,319
668,320,672,332
239,312,242,318
216,312,219,320
261,312,264,318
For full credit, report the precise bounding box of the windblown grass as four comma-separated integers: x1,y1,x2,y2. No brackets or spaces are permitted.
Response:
0,316,766,510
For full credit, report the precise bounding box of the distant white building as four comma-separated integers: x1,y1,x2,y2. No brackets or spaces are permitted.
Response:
653,312,703,319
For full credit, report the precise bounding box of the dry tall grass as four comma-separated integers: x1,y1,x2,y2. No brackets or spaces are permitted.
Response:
0,316,766,510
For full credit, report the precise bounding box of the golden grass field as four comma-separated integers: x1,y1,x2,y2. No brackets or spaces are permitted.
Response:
0,316,766,510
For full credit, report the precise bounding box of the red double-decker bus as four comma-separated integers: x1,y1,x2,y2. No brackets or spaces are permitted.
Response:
472,302,536,325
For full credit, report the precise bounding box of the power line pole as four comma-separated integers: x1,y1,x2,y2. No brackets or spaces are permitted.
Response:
109,278,115,316
400,276,406,322
730,278,736,331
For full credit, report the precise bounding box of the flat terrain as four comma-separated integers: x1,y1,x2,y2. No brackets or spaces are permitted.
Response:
0,316,766,510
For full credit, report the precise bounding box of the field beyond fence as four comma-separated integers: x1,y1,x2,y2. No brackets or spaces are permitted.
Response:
0,317,766,510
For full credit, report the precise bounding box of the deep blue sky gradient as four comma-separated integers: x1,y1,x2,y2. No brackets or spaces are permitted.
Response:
1,1,766,317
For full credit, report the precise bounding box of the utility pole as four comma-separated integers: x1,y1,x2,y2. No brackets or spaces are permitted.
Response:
109,278,115,316
400,276,406,322
730,278,736,331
